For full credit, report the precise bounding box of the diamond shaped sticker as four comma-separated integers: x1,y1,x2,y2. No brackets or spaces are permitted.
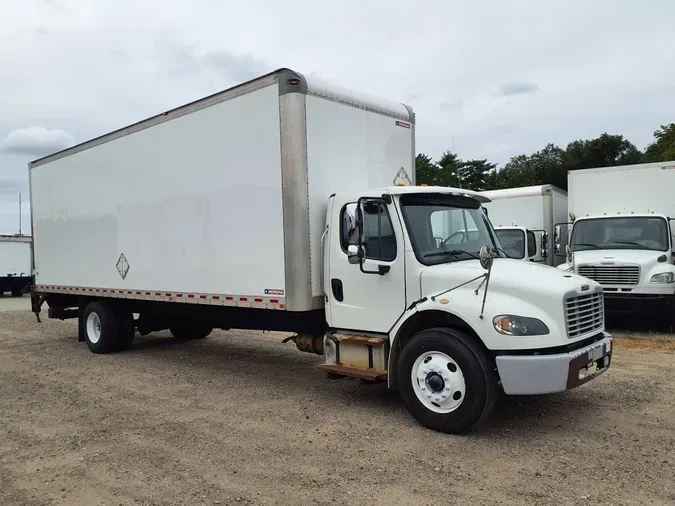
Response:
393,167,412,186
116,253,130,279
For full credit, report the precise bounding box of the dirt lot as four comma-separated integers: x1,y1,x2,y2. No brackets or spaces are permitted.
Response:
1,305,674,506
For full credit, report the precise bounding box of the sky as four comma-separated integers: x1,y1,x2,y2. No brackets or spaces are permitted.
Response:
1,0,675,234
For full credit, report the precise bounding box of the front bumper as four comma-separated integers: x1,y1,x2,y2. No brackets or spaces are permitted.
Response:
495,333,613,395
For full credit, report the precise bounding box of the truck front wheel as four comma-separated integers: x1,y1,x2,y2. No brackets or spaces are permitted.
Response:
398,327,497,434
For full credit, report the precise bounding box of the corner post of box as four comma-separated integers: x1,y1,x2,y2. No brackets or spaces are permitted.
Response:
402,104,416,186
278,69,313,311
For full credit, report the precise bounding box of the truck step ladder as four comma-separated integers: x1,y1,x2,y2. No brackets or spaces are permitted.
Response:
315,332,389,382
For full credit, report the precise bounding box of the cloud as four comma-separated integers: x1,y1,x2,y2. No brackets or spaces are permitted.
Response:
497,82,540,97
153,40,271,83
0,127,75,158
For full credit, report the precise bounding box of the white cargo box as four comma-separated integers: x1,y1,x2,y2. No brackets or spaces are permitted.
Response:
29,68,415,312
568,161,675,218
0,235,31,277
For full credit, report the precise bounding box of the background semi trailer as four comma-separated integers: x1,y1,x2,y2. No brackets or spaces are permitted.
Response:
0,235,32,296
29,68,613,434
478,185,568,266
557,161,675,322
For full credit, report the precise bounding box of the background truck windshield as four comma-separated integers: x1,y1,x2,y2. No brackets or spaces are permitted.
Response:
571,216,669,252
494,229,525,259
400,194,499,265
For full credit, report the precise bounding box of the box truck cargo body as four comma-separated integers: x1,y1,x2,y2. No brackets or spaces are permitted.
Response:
0,235,31,296
558,161,675,319
29,68,612,434
478,185,567,266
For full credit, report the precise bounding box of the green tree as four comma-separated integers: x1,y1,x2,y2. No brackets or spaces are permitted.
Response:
642,124,675,163
436,151,462,187
458,159,497,191
415,153,438,186
564,133,641,171
488,144,566,190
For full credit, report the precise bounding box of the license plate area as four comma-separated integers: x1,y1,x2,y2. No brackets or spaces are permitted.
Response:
567,339,612,389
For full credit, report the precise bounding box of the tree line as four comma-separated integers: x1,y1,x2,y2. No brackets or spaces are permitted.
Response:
416,123,675,192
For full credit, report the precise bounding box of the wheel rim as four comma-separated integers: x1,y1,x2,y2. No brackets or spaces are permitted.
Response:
86,312,102,344
411,351,466,414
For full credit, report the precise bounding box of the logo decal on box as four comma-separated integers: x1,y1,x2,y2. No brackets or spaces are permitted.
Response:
116,253,130,279
264,289,284,296
396,120,410,129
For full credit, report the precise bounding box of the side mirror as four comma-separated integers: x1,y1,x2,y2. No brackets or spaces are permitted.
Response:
541,232,549,259
554,222,572,256
344,203,360,246
479,245,493,271
347,245,362,265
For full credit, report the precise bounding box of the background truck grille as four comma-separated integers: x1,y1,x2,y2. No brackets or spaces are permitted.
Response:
577,265,640,285
565,291,604,338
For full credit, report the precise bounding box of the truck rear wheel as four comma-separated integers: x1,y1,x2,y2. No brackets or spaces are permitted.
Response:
397,327,497,434
169,321,212,341
83,301,121,354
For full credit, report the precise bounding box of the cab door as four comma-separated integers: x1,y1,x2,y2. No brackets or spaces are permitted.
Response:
326,195,407,333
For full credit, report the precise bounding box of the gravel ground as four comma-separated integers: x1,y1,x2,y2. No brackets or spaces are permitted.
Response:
0,309,674,506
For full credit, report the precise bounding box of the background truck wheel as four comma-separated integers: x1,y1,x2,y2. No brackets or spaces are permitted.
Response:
11,289,22,297
397,327,497,434
83,301,121,354
169,321,212,341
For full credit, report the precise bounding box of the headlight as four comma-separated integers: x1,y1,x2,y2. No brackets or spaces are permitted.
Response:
650,272,675,283
492,315,550,336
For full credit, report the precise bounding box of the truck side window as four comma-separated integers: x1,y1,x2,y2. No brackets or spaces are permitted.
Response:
340,203,397,262
527,230,536,257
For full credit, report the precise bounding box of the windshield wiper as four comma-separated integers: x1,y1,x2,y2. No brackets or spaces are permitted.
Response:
424,249,480,260
573,243,601,250
491,247,512,258
611,241,650,250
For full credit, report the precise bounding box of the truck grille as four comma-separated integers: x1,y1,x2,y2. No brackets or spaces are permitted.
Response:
577,265,640,285
565,291,604,338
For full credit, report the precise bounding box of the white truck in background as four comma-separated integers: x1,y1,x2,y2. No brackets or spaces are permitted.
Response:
478,185,568,267
556,161,675,322
0,235,32,297
28,68,612,434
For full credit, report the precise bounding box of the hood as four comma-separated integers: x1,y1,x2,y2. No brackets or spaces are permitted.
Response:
572,249,668,267
420,258,597,300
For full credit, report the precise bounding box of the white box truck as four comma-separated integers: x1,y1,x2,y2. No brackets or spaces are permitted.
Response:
557,161,675,321
28,68,612,434
478,185,568,267
0,235,32,296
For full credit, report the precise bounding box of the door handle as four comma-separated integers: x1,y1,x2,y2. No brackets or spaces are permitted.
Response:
331,278,344,302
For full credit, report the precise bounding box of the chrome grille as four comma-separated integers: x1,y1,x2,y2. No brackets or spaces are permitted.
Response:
577,265,640,285
565,291,604,338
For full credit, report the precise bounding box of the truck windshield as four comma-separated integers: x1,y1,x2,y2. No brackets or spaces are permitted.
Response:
399,193,501,266
494,229,525,259
570,216,669,252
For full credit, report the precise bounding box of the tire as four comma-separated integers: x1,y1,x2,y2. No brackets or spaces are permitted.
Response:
11,289,22,297
169,321,212,341
397,327,497,434
82,301,120,354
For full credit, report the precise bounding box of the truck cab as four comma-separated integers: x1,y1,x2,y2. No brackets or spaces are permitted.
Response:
556,212,675,314
492,225,548,263
319,185,612,433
